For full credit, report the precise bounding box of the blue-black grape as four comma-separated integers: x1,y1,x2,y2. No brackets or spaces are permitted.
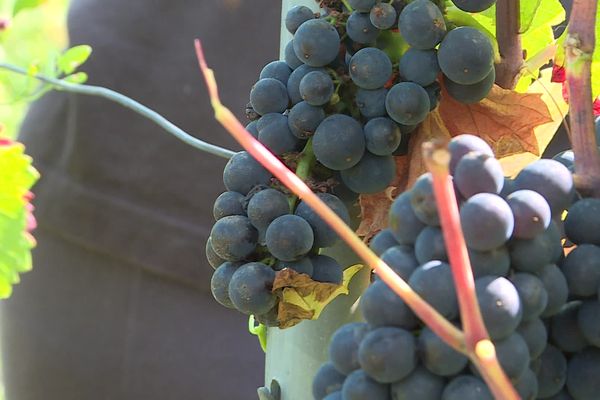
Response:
311,254,344,284
265,215,313,261
553,149,575,171
341,369,390,400
410,173,440,226
444,67,495,104
369,229,399,256
364,117,402,156
210,261,241,308
442,375,493,400
313,362,347,400
491,332,531,381
340,152,396,194
346,11,380,44
564,198,600,245
360,280,418,329
356,88,388,118
323,391,342,400
514,159,575,217
206,237,226,269
451,0,496,12
506,189,552,239
250,78,289,115
213,191,245,221
255,305,279,327
223,151,272,195
259,60,292,84
299,70,334,106
500,176,516,198
566,347,600,400
398,48,440,87
228,262,276,315
313,114,365,170
329,322,370,375
531,344,567,399
287,101,325,139
460,193,514,251
475,275,522,340
513,368,538,400
247,188,289,232
468,246,511,278
509,227,559,274
454,151,504,198
448,134,493,174
438,27,494,85
349,47,392,89
398,0,446,50
256,113,300,155
550,301,589,353
246,120,259,138
296,193,350,247
210,215,258,261
516,317,548,359
388,191,426,244
370,2,397,30
385,82,430,125
274,257,314,276
418,326,468,376
348,0,377,12
379,245,418,281
414,226,447,264
287,64,326,105
390,365,444,400
293,19,340,67
358,327,417,383
284,40,303,70
545,390,574,400
537,263,569,318
285,5,314,34
510,272,548,322
409,260,458,319
561,244,600,297
577,300,600,346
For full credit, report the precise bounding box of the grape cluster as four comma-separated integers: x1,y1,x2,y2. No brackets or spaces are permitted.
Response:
553,117,600,173
313,133,600,400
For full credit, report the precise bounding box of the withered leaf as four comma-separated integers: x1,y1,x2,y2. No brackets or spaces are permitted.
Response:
439,83,554,158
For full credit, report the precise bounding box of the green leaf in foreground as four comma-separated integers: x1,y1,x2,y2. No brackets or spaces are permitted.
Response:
0,140,39,299
57,44,92,75
12,0,46,17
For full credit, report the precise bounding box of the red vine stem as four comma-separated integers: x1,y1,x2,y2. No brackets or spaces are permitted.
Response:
495,0,523,89
194,39,466,352
565,0,600,197
423,142,519,400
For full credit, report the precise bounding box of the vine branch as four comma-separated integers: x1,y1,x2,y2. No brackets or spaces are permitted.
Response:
0,63,236,159
495,0,523,89
564,0,600,197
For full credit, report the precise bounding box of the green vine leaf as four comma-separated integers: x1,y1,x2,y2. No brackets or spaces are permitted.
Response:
12,0,46,17
446,0,566,92
57,45,92,75
0,139,39,299
593,5,600,98
63,71,88,84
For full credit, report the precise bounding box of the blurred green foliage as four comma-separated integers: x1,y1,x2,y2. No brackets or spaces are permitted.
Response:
0,0,70,139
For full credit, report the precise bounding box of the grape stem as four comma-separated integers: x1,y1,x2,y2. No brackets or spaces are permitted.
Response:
0,63,236,159
194,38,466,353
564,0,600,197
422,141,519,400
289,139,316,210
495,0,523,89
340,0,353,12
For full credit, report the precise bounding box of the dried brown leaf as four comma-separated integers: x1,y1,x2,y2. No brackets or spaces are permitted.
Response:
439,84,554,158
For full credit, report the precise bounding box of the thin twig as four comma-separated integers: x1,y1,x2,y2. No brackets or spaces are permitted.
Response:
495,0,524,89
564,0,600,197
0,63,236,159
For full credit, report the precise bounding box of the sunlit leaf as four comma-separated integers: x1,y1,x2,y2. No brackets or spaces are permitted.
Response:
12,0,47,17
57,45,92,75
63,71,88,84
